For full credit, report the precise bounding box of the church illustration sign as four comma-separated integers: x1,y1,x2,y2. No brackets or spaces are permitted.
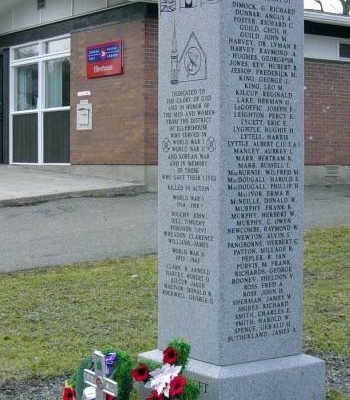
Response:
170,26,207,84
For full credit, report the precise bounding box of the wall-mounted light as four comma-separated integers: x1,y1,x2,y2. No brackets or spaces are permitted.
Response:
37,0,45,10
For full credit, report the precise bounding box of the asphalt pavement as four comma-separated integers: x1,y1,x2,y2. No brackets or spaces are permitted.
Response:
304,185,350,228
0,166,152,272
0,180,349,272
0,194,157,272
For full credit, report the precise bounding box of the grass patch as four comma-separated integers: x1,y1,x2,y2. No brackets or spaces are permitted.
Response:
327,390,350,400
304,227,350,356
0,227,349,398
0,256,157,382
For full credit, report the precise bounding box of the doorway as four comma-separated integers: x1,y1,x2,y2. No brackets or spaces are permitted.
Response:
10,36,70,164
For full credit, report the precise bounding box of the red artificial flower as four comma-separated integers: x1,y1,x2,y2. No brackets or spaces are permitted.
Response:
169,375,187,397
62,387,76,400
162,347,178,364
131,363,150,382
147,390,165,400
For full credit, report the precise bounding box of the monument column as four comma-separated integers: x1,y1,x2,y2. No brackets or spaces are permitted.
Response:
141,0,326,398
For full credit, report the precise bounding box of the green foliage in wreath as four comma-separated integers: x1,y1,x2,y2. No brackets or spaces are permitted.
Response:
132,338,200,400
167,338,199,400
69,348,133,400
178,379,200,400
167,338,191,369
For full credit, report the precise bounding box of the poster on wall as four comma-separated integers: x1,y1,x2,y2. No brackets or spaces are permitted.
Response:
86,40,123,78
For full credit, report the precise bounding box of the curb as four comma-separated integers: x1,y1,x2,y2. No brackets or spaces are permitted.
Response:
0,184,147,207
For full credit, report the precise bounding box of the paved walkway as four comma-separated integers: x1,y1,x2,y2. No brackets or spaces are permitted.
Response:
0,165,144,206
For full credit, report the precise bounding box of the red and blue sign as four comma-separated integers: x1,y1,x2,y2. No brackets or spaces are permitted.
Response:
86,40,123,78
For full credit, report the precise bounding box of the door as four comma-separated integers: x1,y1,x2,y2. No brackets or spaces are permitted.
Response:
10,37,70,164
12,61,39,163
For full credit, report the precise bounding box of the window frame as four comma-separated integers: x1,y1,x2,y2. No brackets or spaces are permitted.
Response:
44,56,71,109
13,43,40,61
338,39,350,61
10,35,71,165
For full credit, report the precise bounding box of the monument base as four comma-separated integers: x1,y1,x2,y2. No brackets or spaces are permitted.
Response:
139,350,325,400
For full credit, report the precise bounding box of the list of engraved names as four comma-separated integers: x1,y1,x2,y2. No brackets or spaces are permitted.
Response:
227,0,300,343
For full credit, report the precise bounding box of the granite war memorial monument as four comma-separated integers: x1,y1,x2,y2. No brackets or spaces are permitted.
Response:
141,0,326,398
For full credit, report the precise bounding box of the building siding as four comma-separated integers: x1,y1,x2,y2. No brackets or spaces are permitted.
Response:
305,58,350,165
144,13,158,166
70,18,151,165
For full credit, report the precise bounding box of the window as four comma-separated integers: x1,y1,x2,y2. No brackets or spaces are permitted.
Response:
339,43,350,59
45,38,70,54
11,37,71,111
15,64,38,111
45,57,70,108
14,44,39,60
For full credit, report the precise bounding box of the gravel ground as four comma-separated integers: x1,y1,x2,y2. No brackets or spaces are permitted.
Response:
322,353,350,395
0,352,348,399
0,375,68,400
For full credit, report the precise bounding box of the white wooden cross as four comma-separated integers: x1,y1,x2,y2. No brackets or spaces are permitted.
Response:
84,350,118,400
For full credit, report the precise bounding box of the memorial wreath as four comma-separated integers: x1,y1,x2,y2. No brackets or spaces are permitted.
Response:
62,339,199,400
62,348,133,400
